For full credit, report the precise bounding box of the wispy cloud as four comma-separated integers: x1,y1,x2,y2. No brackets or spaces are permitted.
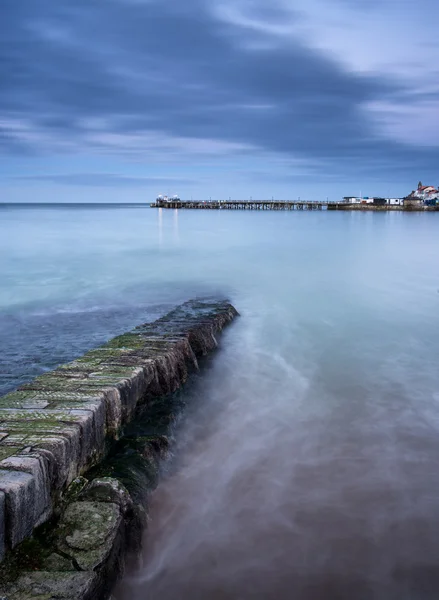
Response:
214,0,439,145
9,173,195,187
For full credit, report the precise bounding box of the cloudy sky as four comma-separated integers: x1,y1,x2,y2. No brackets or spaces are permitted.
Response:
1,0,439,202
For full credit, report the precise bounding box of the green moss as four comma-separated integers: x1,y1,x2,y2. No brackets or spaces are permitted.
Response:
2,421,78,434
18,376,83,392
74,353,106,366
76,380,125,390
0,410,82,424
0,519,58,583
84,394,181,504
0,445,27,460
1,391,101,403
62,477,89,504
104,333,146,350
86,449,158,504
0,391,37,404
87,370,137,382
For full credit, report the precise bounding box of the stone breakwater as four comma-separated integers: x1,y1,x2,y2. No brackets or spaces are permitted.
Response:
0,300,238,599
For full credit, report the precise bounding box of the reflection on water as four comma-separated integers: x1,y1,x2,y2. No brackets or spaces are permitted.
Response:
158,207,163,248
1,205,439,598
173,209,180,246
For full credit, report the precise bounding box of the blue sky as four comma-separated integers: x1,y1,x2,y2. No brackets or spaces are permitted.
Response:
1,0,438,202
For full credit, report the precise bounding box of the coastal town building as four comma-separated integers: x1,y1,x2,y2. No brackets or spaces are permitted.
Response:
342,197,372,204
156,194,180,203
342,196,403,205
342,182,439,206
410,182,439,204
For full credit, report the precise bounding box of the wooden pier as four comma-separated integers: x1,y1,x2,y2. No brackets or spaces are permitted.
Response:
151,200,439,212
152,200,333,210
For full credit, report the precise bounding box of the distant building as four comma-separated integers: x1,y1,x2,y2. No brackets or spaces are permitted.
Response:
156,194,181,203
403,182,439,207
342,196,403,205
411,181,439,203
342,196,373,204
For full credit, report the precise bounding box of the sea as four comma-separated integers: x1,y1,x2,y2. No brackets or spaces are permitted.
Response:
1,203,439,599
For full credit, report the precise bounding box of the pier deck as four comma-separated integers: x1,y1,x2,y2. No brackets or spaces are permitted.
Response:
152,200,330,210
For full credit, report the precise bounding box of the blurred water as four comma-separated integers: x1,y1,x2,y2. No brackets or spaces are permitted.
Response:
1,204,439,599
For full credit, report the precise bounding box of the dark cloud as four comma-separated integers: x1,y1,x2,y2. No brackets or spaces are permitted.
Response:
1,0,438,180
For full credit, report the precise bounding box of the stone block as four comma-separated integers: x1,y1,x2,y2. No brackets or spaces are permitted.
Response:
0,444,29,462
0,469,36,548
0,427,82,488
0,408,106,473
0,491,5,563
113,370,150,422
0,436,66,490
30,437,79,489
0,454,51,527
101,387,123,436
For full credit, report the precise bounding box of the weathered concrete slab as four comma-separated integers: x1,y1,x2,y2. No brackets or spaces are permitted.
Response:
0,470,36,548
0,491,5,563
0,454,51,529
0,427,84,488
0,299,238,569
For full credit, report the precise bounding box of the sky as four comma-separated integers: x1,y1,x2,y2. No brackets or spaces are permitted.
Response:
1,0,439,202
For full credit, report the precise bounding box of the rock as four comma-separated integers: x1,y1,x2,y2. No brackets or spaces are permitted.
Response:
58,501,122,571
43,552,76,572
62,476,89,504
0,571,99,600
80,478,133,514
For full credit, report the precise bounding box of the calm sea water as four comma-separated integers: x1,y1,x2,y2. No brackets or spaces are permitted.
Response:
1,204,439,599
